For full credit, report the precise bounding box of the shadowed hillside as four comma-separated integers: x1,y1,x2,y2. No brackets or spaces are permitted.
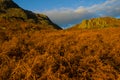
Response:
0,0,20,9
0,0,62,30
70,17,120,29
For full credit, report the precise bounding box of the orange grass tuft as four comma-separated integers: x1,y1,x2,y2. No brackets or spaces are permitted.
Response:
1,27,120,79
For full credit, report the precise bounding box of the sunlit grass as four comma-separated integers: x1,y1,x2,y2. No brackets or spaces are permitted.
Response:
1,26,120,79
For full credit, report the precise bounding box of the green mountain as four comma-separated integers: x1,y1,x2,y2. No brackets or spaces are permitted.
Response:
70,17,120,29
0,0,62,30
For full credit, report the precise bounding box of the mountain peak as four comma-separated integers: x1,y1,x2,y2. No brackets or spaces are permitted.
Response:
0,0,20,9
70,17,120,29
0,0,62,30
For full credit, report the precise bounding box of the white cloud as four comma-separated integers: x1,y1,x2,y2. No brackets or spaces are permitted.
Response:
41,0,120,28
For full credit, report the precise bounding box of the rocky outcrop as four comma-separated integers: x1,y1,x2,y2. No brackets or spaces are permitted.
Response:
70,17,120,29
0,0,62,30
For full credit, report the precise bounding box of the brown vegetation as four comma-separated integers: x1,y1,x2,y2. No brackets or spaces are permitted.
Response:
1,26,120,80
1,0,120,80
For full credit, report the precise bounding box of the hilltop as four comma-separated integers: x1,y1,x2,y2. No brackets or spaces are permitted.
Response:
0,0,62,31
70,17,120,29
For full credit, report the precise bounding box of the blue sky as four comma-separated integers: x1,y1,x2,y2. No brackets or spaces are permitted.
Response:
14,0,105,11
13,0,120,28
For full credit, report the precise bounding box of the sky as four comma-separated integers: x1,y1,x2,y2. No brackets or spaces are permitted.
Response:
13,0,120,28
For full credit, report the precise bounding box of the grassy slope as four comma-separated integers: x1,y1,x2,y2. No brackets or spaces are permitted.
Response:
70,17,120,29
1,27,120,80
1,1,120,80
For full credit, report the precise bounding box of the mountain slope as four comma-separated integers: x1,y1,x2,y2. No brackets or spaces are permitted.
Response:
70,17,120,29
0,0,62,30
0,0,20,9
1,27,120,79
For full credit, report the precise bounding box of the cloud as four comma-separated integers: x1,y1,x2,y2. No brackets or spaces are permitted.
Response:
43,8,97,27
42,0,120,28
88,0,120,17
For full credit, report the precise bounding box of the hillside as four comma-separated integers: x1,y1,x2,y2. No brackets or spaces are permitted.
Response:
0,0,62,30
70,17,120,29
1,0,120,80
1,27,120,80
